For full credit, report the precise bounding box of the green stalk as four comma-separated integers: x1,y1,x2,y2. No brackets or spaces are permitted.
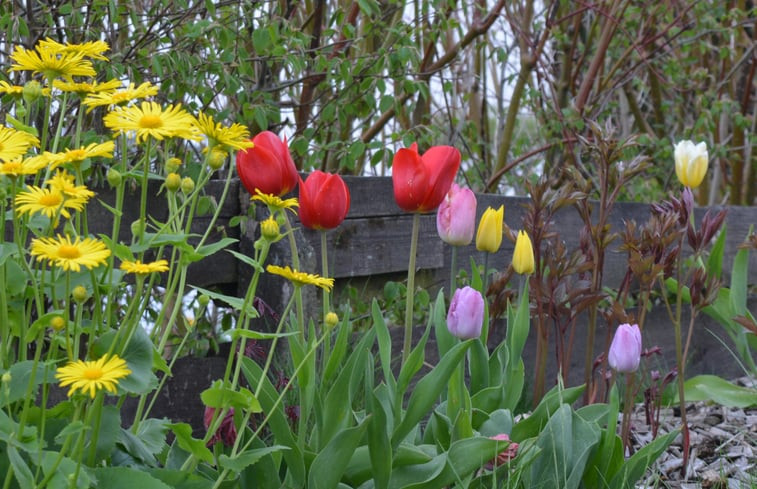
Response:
320,230,331,367
402,213,421,365
137,137,153,246
620,372,635,452
449,245,458,298
283,215,305,339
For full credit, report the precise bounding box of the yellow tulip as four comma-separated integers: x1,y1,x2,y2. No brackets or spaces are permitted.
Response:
475,205,504,253
512,230,535,275
674,140,708,188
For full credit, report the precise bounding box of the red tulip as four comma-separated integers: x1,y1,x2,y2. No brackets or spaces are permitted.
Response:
236,131,299,196
298,171,351,230
392,143,461,213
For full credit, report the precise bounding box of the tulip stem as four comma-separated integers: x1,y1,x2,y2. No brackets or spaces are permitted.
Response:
449,245,458,299
402,213,421,365
620,371,635,454
321,230,331,365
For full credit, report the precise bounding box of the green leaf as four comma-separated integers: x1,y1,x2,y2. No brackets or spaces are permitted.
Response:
0,360,57,407
323,309,353,385
392,340,473,447
91,467,173,489
679,375,757,408
372,299,396,391
524,404,602,489
230,328,297,341
40,450,94,489
240,358,305,487
201,380,262,412
193,238,238,260
608,430,678,489
7,446,34,489
730,236,750,315
706,226,727,280
92,327,157,395
511,383,585,442
308,418,370,489
218,445,290,473
367,390,391,489
91,405,121,462
169,423,214,465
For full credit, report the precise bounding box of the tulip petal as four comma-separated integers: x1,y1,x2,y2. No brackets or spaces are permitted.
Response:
392,147,429,212
419,145,461,212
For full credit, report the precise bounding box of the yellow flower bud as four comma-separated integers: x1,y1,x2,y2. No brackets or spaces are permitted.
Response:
72,285,89,303
23,80,43,103
260,216,280,241
325,312,339,329
1,372,12,385
165,172,182,192
106,168,122,187
165,157,182,173
475,205,504,253
207,148,228,170
674,140,708,188
512,230,535,275
50,316,66,331
180,176,195,195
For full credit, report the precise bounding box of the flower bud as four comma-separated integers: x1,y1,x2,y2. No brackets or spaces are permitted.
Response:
608,323,642,373
180,176,195,195
437,183,477,246
512,230,535,275
106,168,122,187
446,286,484,340
165,172,181,193
476,205,504,253
1,372,12,385
207,148,228,170
72,286,89,303
50,316,66,331
130,219,143,237
198,294,210,308
23,80,43,103
325,312,339,329
674,140,708,188
260,216,280,241
165,157,182,174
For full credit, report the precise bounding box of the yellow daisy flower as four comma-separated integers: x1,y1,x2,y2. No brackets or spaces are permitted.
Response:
266,265,334,291
0,155,48,177
31,234,111,272
119,259,169,275
15,186,88,220
0,81,24,96
251,189,298,213
46,170,95,199
47,141,115,169
55,354,131,398
53,79,121,97
9,43,96,81
38,38,110,61
0,126,40,162
103,101,200,143
196,112,254,152
83,82,159,112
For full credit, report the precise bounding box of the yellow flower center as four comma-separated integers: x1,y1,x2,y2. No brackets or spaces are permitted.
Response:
67,149,87,161
139,114,163,129
111,92,130,103
39,193,62,207
3,162,21,172
57,244,81,259
83,367,103,380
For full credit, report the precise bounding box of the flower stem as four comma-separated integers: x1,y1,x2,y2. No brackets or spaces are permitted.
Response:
402,213,421,365
449,245,458,299
620,371,635,453
320,230,331,365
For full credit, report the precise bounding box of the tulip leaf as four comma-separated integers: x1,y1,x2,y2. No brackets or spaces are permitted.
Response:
608,430,678,489
322,309,353,385
706,225,727,280
240,358,305,487
396,311,432,399
372,299,396,391
392,339,473,448
511,383,585,442
231,328,298,341
367,390,392,489
677,375,757,408
730,229,751,315
308,418,370,489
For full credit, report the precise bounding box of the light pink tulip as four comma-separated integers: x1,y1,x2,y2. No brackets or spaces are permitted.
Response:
436,183,477,246
447,286,484,339
608,323,642,373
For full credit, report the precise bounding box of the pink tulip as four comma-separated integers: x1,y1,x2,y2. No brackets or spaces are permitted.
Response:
489,434,519,465
203,407,237,446
608,323,642,373
447,286,484,339
436,183,477,246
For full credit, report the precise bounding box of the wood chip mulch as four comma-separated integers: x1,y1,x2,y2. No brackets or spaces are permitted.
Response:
633,377,757,488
